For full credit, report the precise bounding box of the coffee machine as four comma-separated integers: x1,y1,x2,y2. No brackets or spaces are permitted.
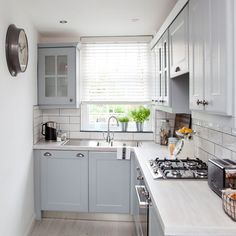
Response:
42,121,57,141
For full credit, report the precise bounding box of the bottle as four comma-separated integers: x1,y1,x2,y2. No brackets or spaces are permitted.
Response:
168,137,178,157
160,120,171,146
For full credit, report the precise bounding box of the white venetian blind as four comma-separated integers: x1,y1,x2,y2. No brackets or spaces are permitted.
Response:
80,41,152,102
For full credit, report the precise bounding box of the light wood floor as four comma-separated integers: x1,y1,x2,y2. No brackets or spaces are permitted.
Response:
30,218,135,236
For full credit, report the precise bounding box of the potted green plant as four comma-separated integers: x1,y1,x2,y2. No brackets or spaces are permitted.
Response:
118,116,130,132
130,106,150,132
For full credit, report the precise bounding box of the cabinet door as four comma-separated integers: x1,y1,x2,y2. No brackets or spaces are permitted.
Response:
169,5,189,78
204,0,233,115
189,0,205,111
149,204,164,236
89,152,130,214
38,47,76,106
155,41,163,104
41,150,88,212
161,30,170,107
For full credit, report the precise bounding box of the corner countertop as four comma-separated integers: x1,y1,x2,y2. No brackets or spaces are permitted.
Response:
134,143,236,236
33,139,236,235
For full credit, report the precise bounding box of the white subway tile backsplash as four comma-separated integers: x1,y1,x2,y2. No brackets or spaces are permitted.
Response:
69,124,80,132
42,109,60,116
133,133,154,141
193,118,236,161
90,132,104,140
208,129,222,145
196,136,214,155
70,131,90,139
195,125,208,139
214,144,231,159
114,133,134,140
232,152,236,161
59,124,70,131
69,116,80,124
60,108,80,116
46,116,70,124
223,133,236,152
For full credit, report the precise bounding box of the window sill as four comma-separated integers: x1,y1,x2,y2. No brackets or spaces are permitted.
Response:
80,130,153,134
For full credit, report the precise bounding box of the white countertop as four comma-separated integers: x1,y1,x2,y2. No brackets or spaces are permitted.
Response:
134,143,236,236
33,139,118,151
33,139,236,235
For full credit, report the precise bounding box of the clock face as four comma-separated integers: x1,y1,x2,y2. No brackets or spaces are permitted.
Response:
18,30,28,72
5,24,29,76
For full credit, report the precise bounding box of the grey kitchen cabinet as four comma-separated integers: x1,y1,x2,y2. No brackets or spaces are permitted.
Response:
149,203,164,236
189,0,234,115
89,151,130,214
40,150,88,212
153,30,190,114
153,30,169,107
38,43,80,108
169,5,189,78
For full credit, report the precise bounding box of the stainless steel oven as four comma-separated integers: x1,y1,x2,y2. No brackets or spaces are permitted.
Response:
134,166,151,236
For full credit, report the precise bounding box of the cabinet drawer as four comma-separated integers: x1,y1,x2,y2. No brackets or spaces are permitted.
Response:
40,150,88,159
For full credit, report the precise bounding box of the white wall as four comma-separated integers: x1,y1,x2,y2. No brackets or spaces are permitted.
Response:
0,1,38,236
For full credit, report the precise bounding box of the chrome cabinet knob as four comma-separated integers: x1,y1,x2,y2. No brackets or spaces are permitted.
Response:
69,98,73,102
196,99,203,105
44,152,52,157
203,100,209,106
136,167,140,171
76,153,85,158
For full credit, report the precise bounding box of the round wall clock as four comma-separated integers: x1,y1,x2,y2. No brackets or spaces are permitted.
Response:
5,24,29,76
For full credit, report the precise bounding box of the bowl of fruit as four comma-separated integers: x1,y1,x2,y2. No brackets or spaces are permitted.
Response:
176,127,193,138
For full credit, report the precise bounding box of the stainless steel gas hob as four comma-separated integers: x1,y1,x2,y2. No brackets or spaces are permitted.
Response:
147,157,208,179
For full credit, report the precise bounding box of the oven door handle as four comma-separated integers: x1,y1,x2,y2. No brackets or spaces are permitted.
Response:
135,185,149,208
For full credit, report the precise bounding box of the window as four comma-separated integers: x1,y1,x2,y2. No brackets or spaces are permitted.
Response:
80,37,153,131
80,39,152,103
81,104,152,131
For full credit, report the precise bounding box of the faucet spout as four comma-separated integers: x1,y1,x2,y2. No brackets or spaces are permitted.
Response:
106,116,119,143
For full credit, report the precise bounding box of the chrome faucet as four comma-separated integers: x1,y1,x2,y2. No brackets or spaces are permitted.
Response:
104,116,119,143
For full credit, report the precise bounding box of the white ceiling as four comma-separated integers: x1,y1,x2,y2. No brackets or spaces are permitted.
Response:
22,0,177,38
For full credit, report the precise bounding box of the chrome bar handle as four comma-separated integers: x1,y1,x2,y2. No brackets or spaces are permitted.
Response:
135,185,149,207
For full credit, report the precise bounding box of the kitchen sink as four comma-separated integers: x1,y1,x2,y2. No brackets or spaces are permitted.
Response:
63,139,140,147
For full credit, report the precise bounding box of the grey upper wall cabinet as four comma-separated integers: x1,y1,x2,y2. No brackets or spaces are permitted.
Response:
153,30,169,107
38,43,80,109
189,0,234,116
152,4,190,114
40,150,88,212
89,152,130,214
169,5,189,78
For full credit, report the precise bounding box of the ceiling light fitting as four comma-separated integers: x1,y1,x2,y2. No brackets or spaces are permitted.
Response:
59,20,68,24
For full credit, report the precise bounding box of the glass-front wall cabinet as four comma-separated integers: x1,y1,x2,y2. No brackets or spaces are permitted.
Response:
38,44,78,107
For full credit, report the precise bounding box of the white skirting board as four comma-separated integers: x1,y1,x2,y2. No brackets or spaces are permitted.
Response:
23,214,36,236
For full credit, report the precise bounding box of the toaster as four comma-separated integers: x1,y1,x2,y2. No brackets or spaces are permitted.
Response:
208,159,236,197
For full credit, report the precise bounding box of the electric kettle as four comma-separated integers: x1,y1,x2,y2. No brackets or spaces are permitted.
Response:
41,121,57,141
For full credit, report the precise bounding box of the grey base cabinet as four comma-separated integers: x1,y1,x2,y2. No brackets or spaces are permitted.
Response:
149,204,164,236
89,152,130,214
40,150,88,212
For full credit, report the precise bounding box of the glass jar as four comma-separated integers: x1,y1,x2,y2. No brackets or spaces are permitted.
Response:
168,137,178,156
160,120,171,146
